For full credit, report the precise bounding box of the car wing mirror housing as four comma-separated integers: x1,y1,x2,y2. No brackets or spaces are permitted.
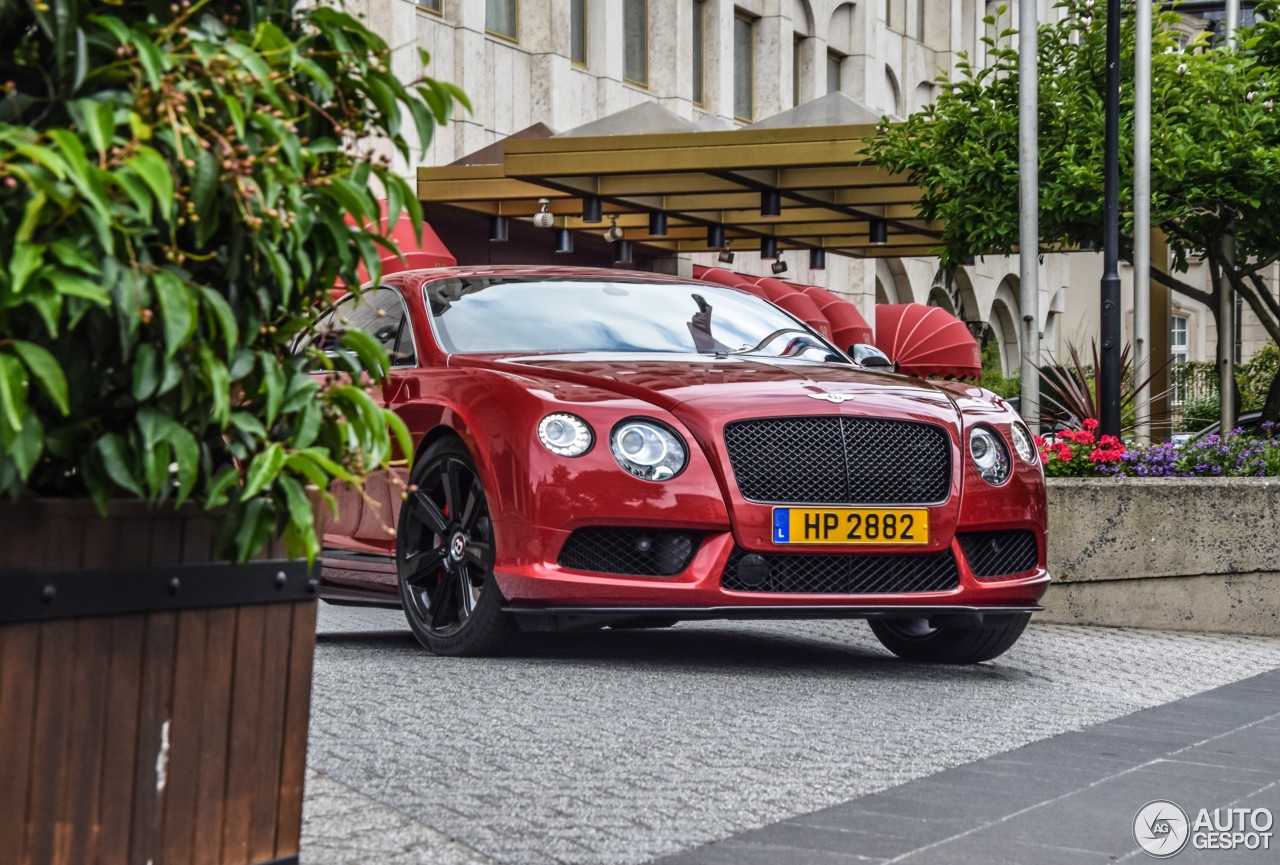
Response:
850,343,895,372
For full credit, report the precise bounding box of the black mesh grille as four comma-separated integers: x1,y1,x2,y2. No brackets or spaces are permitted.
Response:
722,547,959,594
723,417,951,504
959,530,1039,580
558,528,699,577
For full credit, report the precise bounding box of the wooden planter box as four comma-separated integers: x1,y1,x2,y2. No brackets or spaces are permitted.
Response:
0,501,317,865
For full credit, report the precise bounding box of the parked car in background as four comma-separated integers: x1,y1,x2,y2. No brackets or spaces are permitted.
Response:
307,267,1049,663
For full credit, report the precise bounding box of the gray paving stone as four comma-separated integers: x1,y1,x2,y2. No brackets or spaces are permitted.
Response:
304,605,1280,865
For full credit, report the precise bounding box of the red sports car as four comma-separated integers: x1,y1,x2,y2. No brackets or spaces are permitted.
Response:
312,266,1049,662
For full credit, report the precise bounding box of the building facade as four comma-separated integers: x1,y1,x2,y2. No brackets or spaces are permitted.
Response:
358,0,1276,385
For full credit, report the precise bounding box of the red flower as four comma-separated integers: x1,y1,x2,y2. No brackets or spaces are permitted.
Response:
1082,418,1100,431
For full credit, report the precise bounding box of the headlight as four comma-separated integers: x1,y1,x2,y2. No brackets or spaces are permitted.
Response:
969,425,1011,485
1010,422,1037,464
538,413,593,457
610,419,687,481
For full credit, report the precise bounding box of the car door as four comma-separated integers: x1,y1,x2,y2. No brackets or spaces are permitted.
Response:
303,286,417,555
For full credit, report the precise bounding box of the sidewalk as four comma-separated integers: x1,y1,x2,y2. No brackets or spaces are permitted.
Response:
654,669,1280,864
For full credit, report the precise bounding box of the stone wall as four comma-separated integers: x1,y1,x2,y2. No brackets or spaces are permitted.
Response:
1040,477,1280,635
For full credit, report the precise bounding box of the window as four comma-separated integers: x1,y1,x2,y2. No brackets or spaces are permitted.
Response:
692,0,705,104
1171,315,1189,403
486,0,518,41
305,288,416,368
827,50,843,94
571,0,587,65
418,0,441,13
734,13,755,121
624,0,648,86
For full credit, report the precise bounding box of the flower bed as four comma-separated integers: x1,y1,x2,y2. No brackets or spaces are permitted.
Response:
1037,419,1280,478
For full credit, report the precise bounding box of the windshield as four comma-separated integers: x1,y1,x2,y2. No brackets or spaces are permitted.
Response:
425,277,846,362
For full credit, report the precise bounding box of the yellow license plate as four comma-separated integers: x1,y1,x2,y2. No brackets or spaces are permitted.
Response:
771,507,930,545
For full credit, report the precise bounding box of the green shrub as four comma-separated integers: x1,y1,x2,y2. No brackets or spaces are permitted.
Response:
0,0,467,560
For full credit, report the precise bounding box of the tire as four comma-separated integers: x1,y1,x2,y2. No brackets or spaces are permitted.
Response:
395,438,519,656
868,613,1030,664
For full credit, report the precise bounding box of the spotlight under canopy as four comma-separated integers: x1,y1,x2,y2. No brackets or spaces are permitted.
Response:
582,195,603,224
648,211,668,237
869,218,889,245
488,215,509,242
707,224,726,248
614,240,634,265
809,248,826,270
760,236,779,259
555,227,574,254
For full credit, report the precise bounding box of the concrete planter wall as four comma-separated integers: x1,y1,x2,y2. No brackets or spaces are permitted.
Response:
1041,478,1280,635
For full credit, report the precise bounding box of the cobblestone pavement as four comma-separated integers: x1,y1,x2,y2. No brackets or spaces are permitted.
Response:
302,605,1280,865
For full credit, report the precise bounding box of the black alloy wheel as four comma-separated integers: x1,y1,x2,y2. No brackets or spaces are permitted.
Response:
868,613,1031,664
396,438,519,656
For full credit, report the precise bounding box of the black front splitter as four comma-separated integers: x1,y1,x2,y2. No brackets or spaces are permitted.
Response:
503,604,1043,632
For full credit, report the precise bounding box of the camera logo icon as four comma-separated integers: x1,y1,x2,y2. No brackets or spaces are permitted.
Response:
1134,800,1191,858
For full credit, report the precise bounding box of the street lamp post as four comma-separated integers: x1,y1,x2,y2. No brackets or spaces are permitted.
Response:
1100,0,1124,438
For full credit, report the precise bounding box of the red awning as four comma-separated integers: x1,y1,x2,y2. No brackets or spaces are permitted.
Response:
335,200,456,296
874,304,981,379
692,266,864,343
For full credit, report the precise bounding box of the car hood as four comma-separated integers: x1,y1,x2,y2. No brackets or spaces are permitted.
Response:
463,353,966,427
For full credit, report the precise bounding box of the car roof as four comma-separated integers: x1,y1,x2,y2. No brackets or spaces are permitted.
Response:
387,264,708,286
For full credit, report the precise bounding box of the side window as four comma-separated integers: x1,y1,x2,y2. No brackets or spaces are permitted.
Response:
302,287,416,367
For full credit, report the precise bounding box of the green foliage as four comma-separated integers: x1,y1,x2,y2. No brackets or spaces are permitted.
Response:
1176,395,1220,433
0,0,468,561
868,0,1280,272
976,336,1021,398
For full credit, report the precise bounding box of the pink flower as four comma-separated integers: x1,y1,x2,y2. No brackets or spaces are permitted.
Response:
1082,418,1100,431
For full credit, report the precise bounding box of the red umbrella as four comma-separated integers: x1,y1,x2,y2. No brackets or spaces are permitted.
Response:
874,304,981,379
693,266,745,288
732,281,770,299
333,200,456,297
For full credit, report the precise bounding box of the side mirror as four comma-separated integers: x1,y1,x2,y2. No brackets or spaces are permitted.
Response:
850,343,895,371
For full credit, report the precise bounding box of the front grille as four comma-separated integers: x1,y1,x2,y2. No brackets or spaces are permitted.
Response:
722,547,959,594
959,530,1039,580
723,417,951,504
558,528,699,577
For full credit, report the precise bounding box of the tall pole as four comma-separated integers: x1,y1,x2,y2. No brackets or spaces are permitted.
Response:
1019,0,1040,430
1220,232,1237,433
1100,0,1123,437
1221,1,1239,432
1134,0,1151,442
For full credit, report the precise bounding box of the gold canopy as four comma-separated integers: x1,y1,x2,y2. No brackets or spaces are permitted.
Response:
416,123,939,259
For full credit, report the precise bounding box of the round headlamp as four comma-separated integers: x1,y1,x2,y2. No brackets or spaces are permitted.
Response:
969,425,1012,485
610,420,687,481
538,413,593,457
1010,422,1037,465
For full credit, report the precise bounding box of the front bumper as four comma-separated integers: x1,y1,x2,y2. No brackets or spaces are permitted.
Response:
491,523,1051,610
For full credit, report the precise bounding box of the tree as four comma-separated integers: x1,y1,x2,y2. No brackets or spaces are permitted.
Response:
868,0,1280,421
0,0,468,559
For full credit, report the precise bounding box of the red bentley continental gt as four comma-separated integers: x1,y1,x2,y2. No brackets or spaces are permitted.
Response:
312,266,1049,662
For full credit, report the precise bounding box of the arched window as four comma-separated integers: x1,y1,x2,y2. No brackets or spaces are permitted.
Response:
793,0,814,106
828,3,856,95
884,66,901,117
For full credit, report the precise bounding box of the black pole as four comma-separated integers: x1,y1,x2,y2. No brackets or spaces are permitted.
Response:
1099,0,1123,437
